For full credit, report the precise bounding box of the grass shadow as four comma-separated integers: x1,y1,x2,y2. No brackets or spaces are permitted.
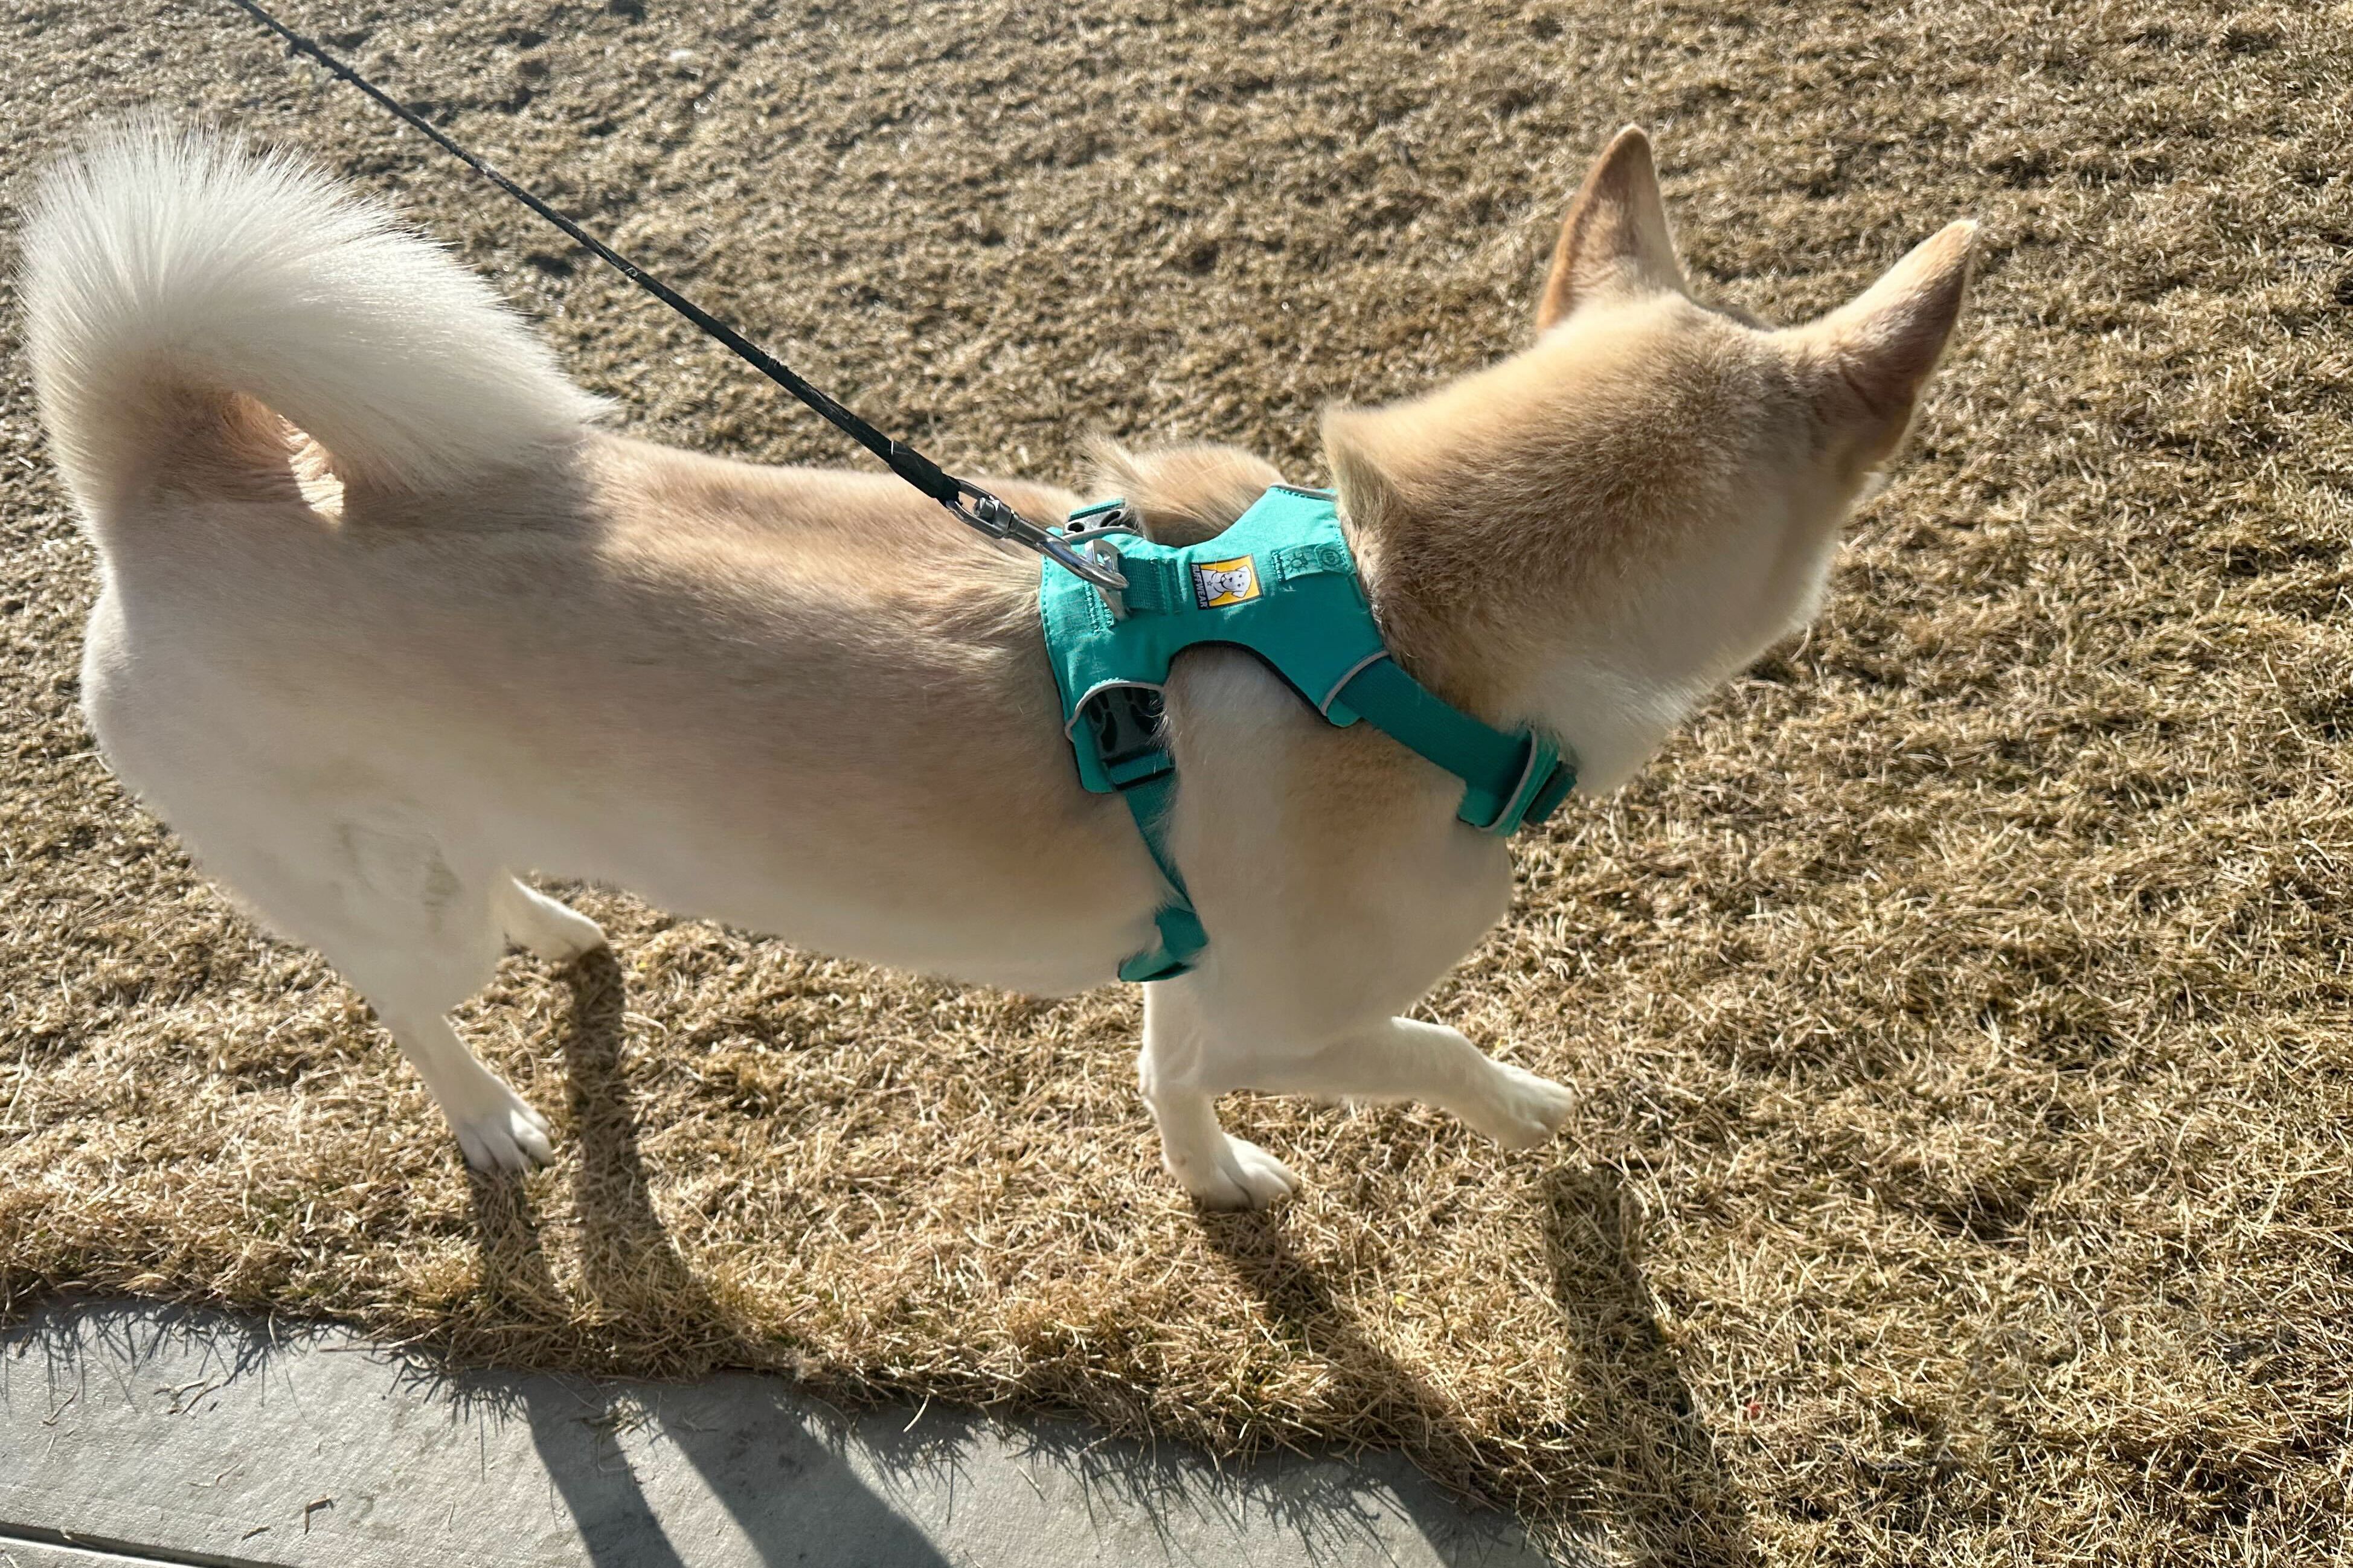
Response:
554,947,737,1354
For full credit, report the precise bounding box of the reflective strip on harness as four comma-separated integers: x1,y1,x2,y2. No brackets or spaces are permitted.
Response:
1038,485,1576,982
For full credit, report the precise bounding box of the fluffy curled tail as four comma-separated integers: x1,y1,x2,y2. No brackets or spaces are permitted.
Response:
20,121,605,512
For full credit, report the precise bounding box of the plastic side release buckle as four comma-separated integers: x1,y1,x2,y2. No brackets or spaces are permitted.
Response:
1086,686,1172,787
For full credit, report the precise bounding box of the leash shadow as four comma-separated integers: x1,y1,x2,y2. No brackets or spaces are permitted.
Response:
1196,1157,1752,1566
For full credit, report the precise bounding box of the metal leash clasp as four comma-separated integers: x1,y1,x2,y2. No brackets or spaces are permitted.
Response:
948,482,1129,594
1055,498,1148,618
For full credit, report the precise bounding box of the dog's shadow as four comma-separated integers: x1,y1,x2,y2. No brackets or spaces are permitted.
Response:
471,954,1749,1562
468,949,724,1343
1199,1162,1753,1565
467,949,951,1568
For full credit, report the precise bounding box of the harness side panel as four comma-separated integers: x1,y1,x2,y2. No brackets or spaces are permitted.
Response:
1038,488,1387,795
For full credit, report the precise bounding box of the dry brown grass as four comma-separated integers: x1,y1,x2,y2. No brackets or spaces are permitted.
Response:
6,1,2353,1561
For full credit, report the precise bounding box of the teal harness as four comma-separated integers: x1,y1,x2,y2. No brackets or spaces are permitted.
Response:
1039,485,1576,982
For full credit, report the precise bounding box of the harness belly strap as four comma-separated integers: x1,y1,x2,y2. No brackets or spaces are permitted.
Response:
1038,485,1576,982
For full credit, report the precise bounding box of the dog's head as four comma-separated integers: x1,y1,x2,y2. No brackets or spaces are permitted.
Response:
1327,126,1977,791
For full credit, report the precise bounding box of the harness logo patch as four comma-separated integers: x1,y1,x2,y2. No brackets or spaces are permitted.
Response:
1193,556,1261,609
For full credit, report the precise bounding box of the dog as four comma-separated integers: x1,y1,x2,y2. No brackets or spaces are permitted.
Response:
22,122,1973,1207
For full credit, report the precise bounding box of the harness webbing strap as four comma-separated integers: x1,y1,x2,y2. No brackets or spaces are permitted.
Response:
1331,659,1575,834
1111,557,1191,616
1114,773,1207,984
1108,653,1569,984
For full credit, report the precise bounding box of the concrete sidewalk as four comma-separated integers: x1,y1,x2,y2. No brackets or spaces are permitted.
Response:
0,1298,1562,1567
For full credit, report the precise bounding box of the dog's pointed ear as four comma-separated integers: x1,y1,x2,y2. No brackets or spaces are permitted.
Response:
1805,220,1978,463
1535,126,1688,330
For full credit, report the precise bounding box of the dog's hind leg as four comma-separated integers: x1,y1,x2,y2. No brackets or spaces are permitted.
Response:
83,626,552,1169
164,802,554,1171
302,822,554,1170
375,1005,553,1172
493,875,607,964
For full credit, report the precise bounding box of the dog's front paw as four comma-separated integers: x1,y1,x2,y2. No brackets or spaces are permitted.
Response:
442,1080,555,1171
525,914,606,965
1465,1062,1575,1151
1172,1133,1301,1211
498,880,609,965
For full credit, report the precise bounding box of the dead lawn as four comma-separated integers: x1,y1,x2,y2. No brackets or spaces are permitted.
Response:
5,1,2353,1561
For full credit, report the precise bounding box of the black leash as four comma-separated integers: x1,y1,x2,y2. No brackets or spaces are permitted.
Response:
221,0,1125,590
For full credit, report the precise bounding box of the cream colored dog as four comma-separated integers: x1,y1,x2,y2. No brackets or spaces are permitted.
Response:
24,124,1973,1207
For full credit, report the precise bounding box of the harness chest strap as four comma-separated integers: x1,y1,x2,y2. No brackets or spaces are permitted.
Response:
1039,485,1576,982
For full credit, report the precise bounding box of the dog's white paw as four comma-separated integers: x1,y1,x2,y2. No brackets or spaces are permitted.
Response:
442,1080,554,1171
513,902,606,965
1466,1062,1575,1151
499,881,608,965
522,906,606,965
1173,1133,1301,1211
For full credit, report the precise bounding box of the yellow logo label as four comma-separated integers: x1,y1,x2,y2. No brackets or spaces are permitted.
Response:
1193,555,1261,608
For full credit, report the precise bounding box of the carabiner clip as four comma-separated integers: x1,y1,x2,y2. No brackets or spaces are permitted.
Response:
1057,499,1147,618
945,483,1129,592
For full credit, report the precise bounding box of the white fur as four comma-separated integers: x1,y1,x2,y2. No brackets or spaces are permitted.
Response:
22,123,605,508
